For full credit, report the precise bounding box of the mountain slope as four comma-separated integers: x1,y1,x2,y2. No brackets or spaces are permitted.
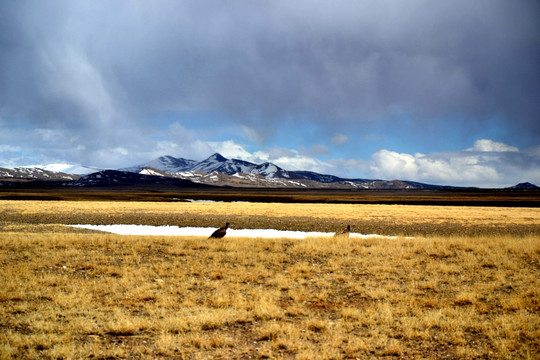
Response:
0,167,80,182
506,182,539,189
69,170,213,188
190,153,260,175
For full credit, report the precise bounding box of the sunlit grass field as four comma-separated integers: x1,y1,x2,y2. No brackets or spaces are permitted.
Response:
2,200,539,236
1,200,539,359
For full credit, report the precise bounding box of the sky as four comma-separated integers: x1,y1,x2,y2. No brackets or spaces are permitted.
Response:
1,0,539,187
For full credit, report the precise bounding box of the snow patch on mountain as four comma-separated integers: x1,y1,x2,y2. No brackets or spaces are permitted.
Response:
253,163,281,177
140,168,167,176
123,155,197,174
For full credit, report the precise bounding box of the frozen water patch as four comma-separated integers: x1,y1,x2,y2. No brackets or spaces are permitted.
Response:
69,224,401,239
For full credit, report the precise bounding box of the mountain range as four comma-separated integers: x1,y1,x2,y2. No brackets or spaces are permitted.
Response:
121,153,454,189
1,153,538,190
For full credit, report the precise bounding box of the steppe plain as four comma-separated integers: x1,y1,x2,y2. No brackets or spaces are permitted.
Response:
0,188,539,359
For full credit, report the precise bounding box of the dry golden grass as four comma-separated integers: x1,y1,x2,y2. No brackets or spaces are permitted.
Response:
1,200,539,236
0,200,539,359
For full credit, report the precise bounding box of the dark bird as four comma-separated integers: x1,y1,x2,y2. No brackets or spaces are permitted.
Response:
208,222,229,239
334,224,351,239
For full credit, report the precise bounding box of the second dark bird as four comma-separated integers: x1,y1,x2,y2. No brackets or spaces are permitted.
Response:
334,224,351,239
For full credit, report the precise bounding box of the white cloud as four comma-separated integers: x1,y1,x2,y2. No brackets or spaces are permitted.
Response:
0,145,21,153
309,144,330,156
368,149,507,186
370,149,419,180
526,146,540,157
34,128,68,142
467,139,519,152
39,45,117,126
327,158,371,178
272,153,331,173
0,144,28,168
331,133,348,145
91,147,132,168
207,140,253,160
331,139,539,187
364,133,386,142
241,125,272,145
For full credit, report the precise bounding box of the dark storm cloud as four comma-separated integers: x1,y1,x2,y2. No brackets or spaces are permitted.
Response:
1,1,539,144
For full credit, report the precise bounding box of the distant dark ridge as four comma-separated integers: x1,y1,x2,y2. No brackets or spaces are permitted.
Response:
506,182,539,189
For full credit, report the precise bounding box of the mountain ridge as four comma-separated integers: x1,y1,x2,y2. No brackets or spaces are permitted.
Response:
1,154,537,190
124,154,460,190
507,182,539,189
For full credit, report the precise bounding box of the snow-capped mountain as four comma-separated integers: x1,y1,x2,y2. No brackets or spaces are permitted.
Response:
128,153,360,183
0,167,80,182
123,153,454,189
126,153,284,178
3,153,536,190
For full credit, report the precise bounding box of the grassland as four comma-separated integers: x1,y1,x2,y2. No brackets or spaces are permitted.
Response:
1,200,539,237
1,200,539,359
1,187,540,207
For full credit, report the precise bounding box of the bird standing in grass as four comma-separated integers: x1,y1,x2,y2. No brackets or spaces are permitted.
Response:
334,224,351,239
209,222,229,239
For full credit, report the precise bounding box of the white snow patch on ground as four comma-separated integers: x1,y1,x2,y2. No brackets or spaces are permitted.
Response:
69,224,400,239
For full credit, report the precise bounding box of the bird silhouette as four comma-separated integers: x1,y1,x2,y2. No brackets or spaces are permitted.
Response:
208,222,229,239
334,224,351,239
